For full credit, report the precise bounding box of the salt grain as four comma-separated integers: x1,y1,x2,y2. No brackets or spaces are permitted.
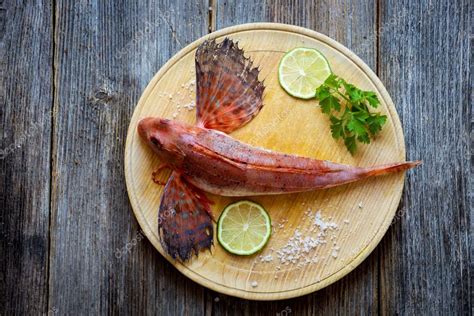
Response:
182,100,196,111
314,211,338,231
275,229,324,266
251,281,258,288
260,254,273,263
258,209,343,268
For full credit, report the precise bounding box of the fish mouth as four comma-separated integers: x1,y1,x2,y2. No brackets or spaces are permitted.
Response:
137,117,155,141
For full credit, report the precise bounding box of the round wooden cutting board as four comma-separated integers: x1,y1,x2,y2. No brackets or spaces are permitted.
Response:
125,23,406,300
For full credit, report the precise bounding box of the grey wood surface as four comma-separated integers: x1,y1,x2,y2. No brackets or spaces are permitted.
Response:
377,1,471,314
0,0,471,315
49,1,208,315
0,1,53,314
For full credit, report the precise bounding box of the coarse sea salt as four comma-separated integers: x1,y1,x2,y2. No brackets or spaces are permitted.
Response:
182,100,196,111
165,79,199,120
259,254,273,263
314,211,338,231
275,229,325,266
261,210,340,267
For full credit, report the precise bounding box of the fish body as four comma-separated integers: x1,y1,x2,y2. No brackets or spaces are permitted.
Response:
137,38,420,261
138,118,419,197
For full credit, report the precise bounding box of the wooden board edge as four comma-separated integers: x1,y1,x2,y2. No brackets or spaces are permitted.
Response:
124,22,407,300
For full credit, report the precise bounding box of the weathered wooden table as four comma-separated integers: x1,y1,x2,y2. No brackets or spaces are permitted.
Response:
1,1,471,315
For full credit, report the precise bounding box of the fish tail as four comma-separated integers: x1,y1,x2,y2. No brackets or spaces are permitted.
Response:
362,160,422,177
314,160,422,190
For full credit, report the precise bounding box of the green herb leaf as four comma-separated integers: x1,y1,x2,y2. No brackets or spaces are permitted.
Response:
324,74,340,89
315,85,331,101
364,91,380,108
357,133,371,144
367,113,387,135
329,115,344,139
315,74,387,154
344,136,357,154
320,95,340,114
347,117,366,135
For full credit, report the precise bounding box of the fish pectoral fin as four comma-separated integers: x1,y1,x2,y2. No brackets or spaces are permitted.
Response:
195,38,265,133
152,163,171,185
158,171,213,261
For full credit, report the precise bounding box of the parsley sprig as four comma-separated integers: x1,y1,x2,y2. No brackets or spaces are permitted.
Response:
315,74,387,154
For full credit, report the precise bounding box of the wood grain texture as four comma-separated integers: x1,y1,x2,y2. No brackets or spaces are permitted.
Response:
0,0,471,314
125,24,408,300
378,0,471,314
48,1,209,314
0,1,52,314
211,0,381,313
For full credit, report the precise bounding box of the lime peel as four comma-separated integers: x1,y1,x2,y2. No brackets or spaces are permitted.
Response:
278,47,332,99
217,200,271,256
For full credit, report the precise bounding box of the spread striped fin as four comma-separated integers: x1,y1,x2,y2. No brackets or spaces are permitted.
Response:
195,38,265,133
158,171,213,261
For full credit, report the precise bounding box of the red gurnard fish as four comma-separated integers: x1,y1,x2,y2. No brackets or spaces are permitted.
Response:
138,39,420,261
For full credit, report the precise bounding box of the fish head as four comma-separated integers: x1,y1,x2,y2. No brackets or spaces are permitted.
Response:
138,117,191,166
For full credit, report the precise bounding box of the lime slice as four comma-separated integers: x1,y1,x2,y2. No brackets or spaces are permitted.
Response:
278,47,332,99
217,200,271,256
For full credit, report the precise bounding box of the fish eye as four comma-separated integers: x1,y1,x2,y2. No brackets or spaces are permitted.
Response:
150,137,162,148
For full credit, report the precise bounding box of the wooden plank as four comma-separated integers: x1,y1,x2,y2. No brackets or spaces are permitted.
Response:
378,0,471,314
0,0,53,314
212,0,379,313
3,0,469,313
49,1,209,314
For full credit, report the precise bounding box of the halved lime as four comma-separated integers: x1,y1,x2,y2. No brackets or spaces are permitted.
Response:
278,47,332,99
217,200,271,256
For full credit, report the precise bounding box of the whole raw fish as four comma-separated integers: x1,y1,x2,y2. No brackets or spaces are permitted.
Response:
138,39,420,261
